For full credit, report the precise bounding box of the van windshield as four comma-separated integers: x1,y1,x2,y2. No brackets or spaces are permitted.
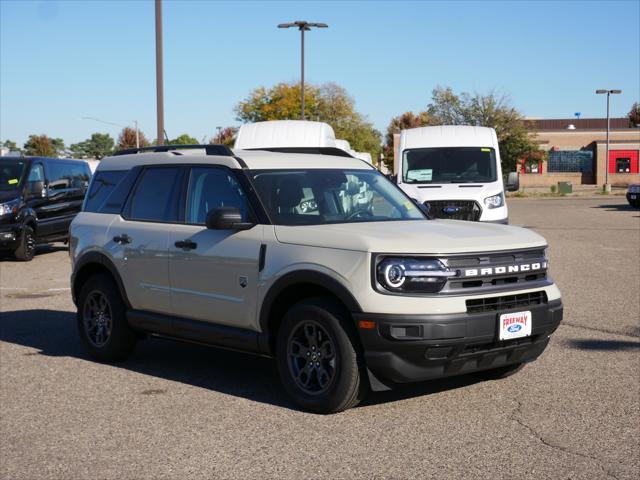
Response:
250,169,425,226
403,147,497,184
0,158,27,191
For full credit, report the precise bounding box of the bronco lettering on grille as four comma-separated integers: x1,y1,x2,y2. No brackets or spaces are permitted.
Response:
463,262,547,278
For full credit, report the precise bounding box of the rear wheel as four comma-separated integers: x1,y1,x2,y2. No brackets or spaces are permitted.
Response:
77,273,136,361
13,224,36,261
276,297,367,413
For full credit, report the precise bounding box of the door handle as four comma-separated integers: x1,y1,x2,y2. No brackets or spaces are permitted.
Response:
174,239,197,250
113,234,131,245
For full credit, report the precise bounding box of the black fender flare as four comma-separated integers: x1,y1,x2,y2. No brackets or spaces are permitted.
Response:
72,251,131,308
258,269,363,334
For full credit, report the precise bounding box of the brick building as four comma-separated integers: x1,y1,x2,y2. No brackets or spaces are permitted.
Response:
520,118,640,187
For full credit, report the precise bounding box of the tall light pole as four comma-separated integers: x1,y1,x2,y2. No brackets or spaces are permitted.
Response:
595,89,622,191
155,0,165,145
278,21,328,120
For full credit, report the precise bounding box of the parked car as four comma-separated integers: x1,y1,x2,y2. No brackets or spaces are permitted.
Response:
395,126,519,224
626,184,640,207
69,144,563,413
0,156,91,260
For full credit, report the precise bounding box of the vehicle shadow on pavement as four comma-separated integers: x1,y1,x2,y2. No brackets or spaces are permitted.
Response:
0,244,67,262
564,339,640,351
0,309,485,412
592,203,639,212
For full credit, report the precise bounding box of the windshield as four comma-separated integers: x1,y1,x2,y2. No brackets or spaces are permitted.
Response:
403,147,497,184
250,169,425,226
0,158,27,191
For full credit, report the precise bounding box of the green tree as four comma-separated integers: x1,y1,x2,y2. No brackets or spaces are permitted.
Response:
169,134,198,145
628,102,640,127
70,133,114,159
51,138,65,157
211,127,238,147
23,135,56,157
116,127,150,151
2,140,20,153
234,81,381,160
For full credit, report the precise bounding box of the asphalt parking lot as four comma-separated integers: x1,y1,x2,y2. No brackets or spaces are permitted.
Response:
1,196,638,480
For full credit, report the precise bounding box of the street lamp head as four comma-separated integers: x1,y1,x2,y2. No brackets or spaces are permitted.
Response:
595,90,607,94
278,20,328,30
610,89,622,94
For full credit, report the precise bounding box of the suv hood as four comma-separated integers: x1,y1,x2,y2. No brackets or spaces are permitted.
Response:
274,220,546,254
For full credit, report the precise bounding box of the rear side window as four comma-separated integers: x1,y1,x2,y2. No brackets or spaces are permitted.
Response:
84,170,127,213
126,167,183,222
46,161,90,190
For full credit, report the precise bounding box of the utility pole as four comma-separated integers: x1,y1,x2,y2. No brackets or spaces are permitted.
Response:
278,21,328,120
134,120,140,148
595,89,622,192
155,0,165,145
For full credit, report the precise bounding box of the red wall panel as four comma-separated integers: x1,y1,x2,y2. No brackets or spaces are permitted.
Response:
608,150,639,174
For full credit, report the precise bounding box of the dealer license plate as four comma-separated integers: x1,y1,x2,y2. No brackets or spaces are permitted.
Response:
499,311,532,341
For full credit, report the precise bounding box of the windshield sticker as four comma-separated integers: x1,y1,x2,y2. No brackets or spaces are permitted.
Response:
407,169,432,181
8,179,18,185
481,148,491,152
403,201,415,210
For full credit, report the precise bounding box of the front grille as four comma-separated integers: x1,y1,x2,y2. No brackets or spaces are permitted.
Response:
441,248,549,294
425,200,481,221
466,291,548,314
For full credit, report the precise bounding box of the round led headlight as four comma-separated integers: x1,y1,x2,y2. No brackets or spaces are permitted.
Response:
376,257,456,294
384,263,405,288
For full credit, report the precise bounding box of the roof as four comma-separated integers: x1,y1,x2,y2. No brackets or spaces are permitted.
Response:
400,125,498,149
96,148,373,172
234,120,337,149
525,118,631,130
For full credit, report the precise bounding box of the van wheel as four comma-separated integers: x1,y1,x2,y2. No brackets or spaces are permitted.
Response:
77,273,136,362
13,224,36,261
476,362,525,380
276,297,367,413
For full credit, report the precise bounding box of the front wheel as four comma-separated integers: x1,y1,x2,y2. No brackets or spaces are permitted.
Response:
13,224,36,261
276,298,367,413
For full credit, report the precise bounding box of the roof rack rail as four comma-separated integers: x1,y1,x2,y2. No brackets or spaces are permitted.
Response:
112,144,234,157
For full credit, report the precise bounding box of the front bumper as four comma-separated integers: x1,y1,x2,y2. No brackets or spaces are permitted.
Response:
484,217,509,224
0,223,21,250
354,299,562,385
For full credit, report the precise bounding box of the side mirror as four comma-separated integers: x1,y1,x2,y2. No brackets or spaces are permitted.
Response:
411,198,432,218
26,181,46,199
506,172,520,192
205,207,254,231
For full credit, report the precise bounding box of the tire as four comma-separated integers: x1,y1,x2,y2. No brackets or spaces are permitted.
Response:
276,297,368,413
476,362,525,380
77,273,136,362
13,224,36,261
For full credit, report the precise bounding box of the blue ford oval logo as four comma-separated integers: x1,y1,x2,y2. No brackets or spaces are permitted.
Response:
507,324,522,333
442,206,460,215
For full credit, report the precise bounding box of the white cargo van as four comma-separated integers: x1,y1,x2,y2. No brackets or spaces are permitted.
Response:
396,126,518,224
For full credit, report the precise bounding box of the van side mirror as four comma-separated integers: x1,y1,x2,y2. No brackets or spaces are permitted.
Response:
26,181,46,199
506,172,520,192
205,207,254,231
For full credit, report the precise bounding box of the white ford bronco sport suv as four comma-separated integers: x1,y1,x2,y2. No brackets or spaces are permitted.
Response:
70,144,563,413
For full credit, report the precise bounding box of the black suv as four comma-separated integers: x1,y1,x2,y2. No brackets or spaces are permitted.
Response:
0,156,91,261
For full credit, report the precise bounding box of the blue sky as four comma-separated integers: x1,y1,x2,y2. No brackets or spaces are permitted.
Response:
1,0,639,146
